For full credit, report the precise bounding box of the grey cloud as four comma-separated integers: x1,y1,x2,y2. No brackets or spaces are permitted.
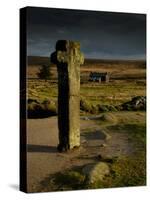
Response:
27,7,146,60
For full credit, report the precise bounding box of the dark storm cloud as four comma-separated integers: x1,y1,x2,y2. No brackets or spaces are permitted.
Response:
27,7,146,59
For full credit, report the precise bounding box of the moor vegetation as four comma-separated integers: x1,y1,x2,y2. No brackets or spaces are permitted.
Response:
35,111,146,192
27,56,146,191
27,56,146,118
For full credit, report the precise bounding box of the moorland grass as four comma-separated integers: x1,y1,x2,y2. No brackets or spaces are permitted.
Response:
28,80,146,106
37,112,146,191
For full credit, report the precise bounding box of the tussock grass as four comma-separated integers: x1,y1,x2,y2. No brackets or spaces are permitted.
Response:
88,153,146,189
28,79,146,108
37,169,86,192
27,99,57,118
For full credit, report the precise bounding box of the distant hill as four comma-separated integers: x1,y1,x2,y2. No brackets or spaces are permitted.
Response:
28,56,50,66
83,58,146,65
27,56,146,66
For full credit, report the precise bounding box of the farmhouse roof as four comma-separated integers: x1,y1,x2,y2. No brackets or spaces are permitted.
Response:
90,72,109,77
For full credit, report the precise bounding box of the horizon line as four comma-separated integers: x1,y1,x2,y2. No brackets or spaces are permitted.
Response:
27,55,146,62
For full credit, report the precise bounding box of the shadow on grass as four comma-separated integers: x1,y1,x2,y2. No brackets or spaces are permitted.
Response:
27,144,57,153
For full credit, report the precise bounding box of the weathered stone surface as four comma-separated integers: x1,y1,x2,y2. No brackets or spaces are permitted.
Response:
121,96,146,111
51,40,84,151
82,162,110,184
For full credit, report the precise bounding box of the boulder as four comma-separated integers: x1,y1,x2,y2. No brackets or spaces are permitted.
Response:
99,113,117,124
82,162,110,184
122,96,146,111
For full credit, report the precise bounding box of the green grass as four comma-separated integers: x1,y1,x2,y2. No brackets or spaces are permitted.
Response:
39,151,146,191
86,112,146,189
107,123,146,148
28,80,58,102
37,169,86,192
28,79,146,117
28,80,146,106
89,153,146,189
80,82,146,105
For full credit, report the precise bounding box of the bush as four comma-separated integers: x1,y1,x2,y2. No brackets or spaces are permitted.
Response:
37,65,51,80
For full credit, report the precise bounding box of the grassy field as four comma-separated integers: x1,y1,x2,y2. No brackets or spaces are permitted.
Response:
27,56,146,107
27,56,146,191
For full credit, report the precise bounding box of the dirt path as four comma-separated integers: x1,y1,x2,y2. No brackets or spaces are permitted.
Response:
27,116,133,192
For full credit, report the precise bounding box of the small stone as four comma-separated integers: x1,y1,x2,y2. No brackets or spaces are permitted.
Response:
81,139,87,144
85,117,90,120
100,143,107,147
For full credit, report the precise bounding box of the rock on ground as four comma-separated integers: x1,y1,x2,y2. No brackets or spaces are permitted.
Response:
82,162,110,184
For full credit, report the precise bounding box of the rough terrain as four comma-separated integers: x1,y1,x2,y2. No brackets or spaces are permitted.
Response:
27,112,145,192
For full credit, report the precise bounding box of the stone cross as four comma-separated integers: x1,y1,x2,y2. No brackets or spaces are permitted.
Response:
51,40,84,152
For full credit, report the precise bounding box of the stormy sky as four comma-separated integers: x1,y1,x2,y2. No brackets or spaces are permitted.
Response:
27,7,146,60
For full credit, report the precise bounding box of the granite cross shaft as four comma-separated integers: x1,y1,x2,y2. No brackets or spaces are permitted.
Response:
51,40,84,152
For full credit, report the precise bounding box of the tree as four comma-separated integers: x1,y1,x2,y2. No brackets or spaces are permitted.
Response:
37,64,51,81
